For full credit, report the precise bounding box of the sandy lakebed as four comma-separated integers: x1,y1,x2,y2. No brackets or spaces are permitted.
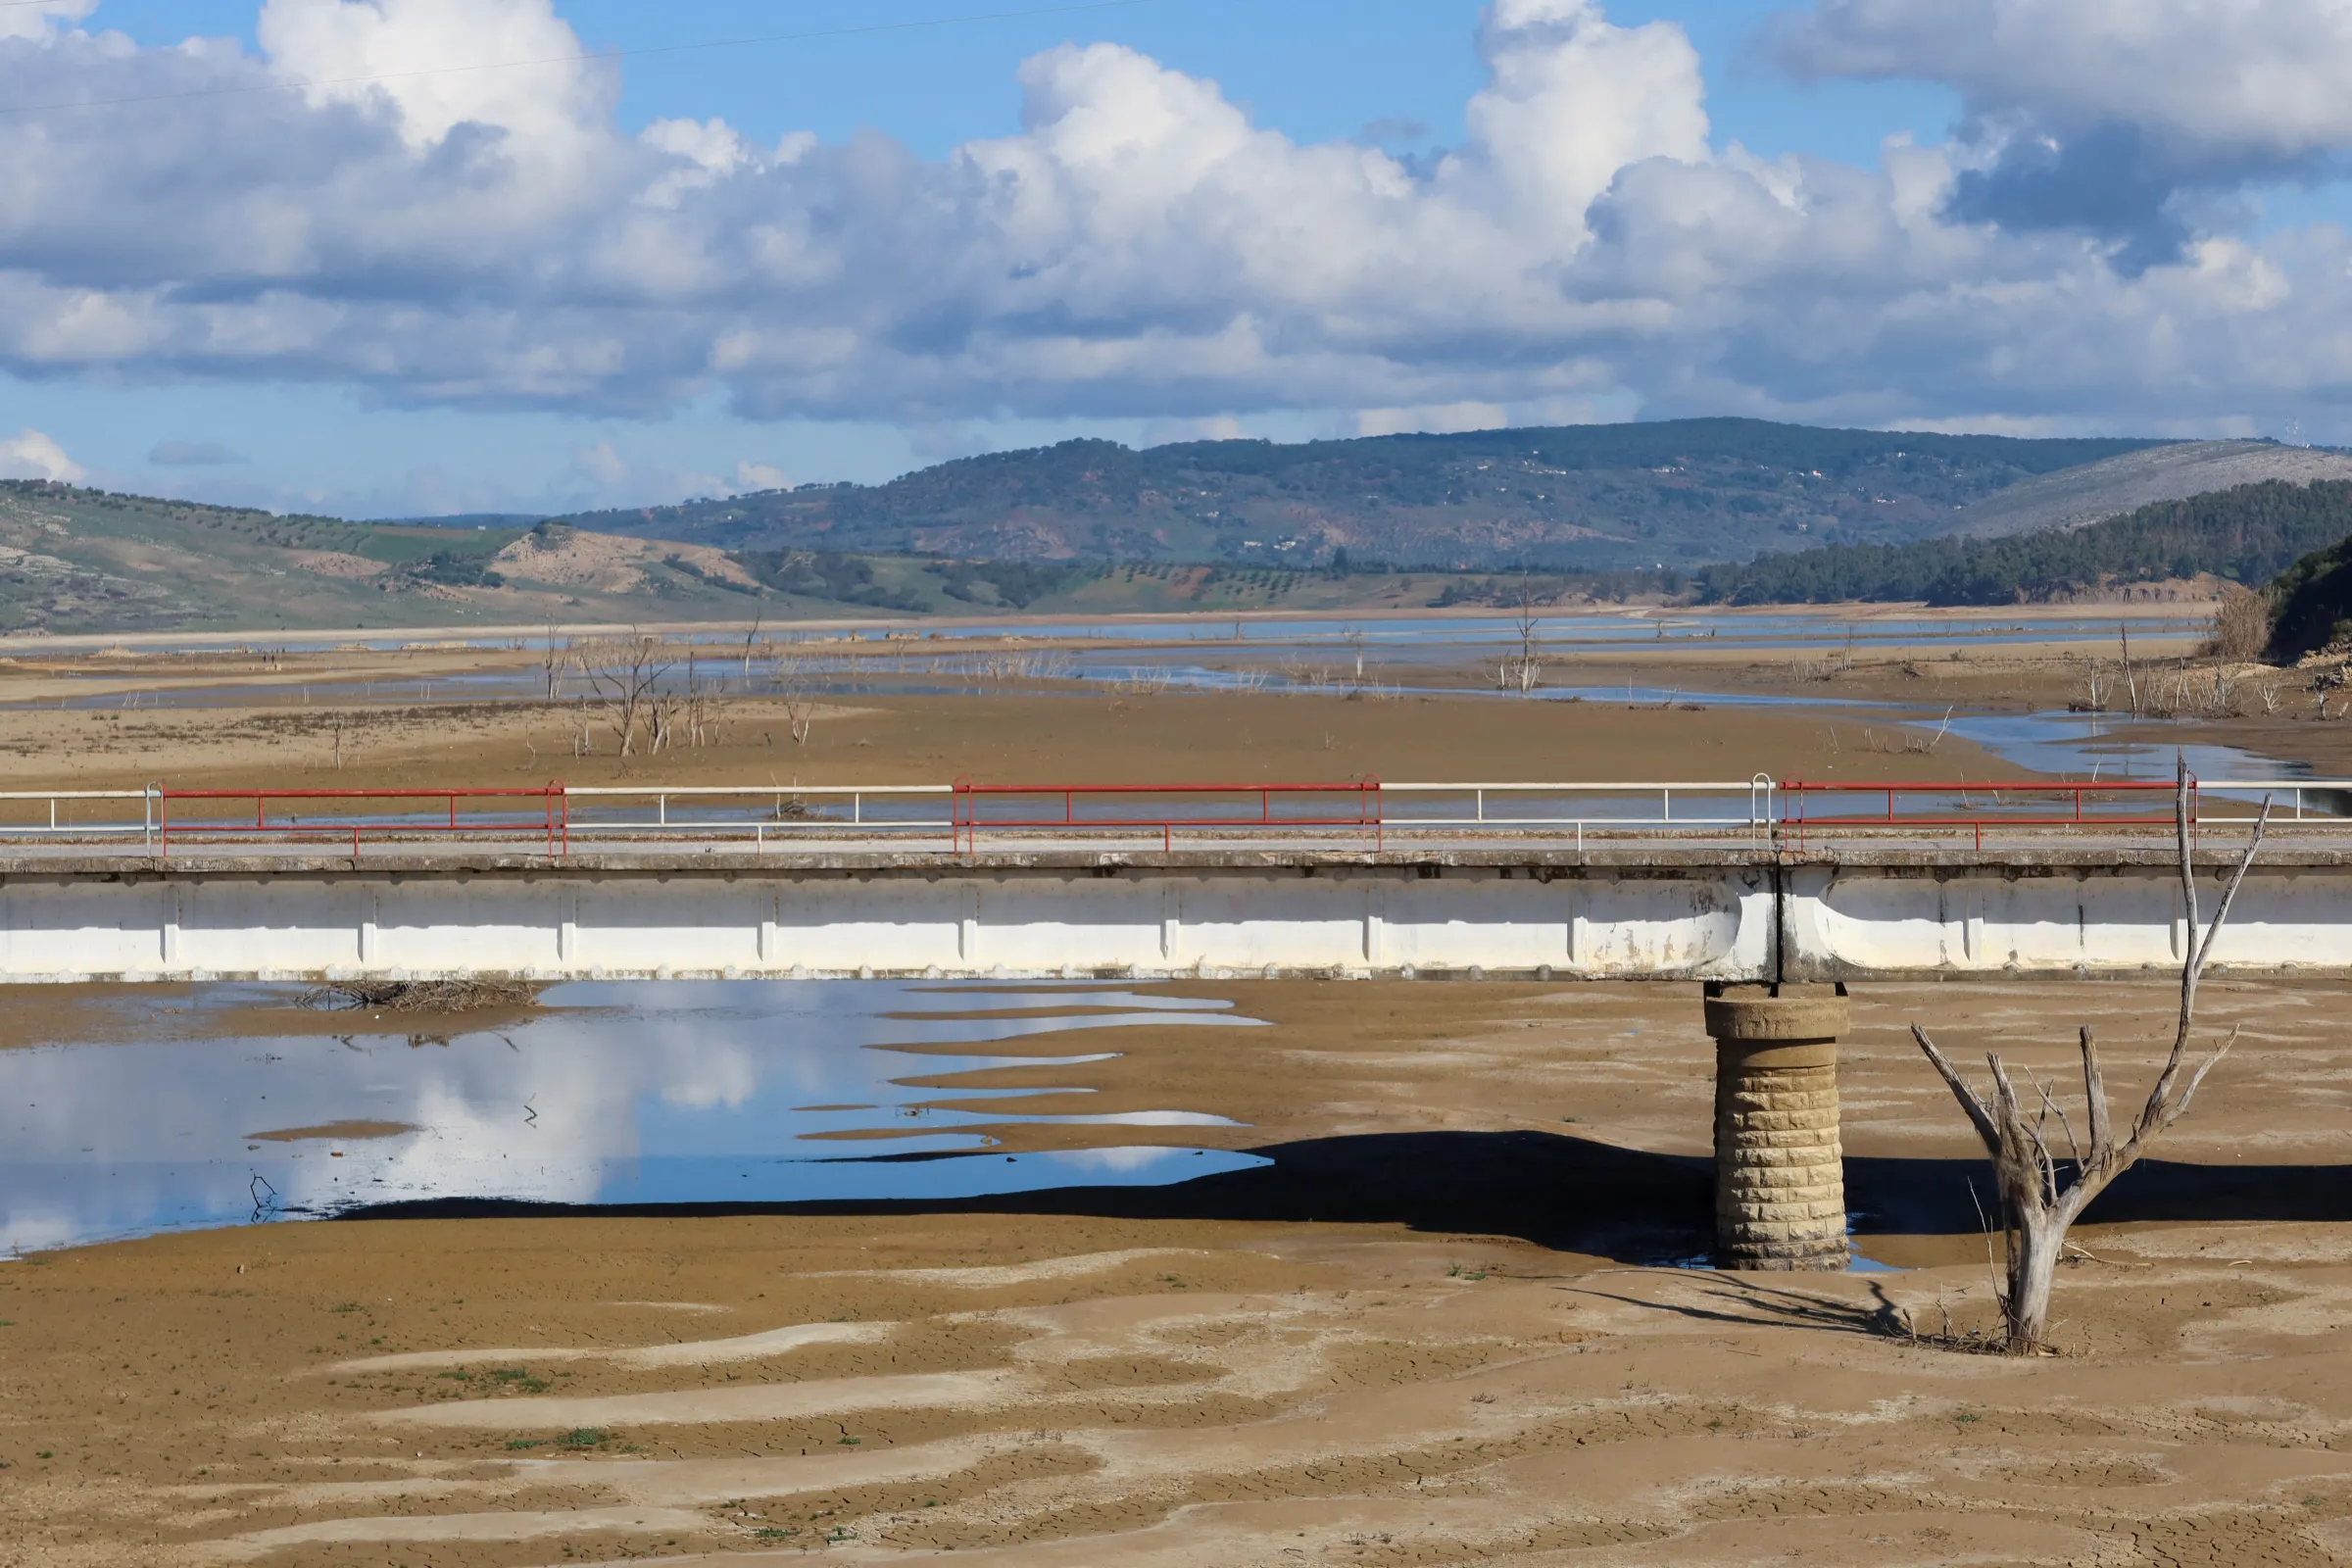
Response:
10,610,2352,1566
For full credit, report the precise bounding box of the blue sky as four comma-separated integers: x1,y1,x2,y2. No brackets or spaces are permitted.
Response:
2,0,2347,517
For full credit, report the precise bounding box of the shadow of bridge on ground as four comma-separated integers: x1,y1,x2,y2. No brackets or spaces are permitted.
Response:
346,1130,2352,1265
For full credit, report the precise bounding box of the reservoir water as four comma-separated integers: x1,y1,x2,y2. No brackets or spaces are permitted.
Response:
0,981,1270,1256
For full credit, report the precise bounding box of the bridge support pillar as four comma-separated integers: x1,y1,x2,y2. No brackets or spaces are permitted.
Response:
1704,982,1850,1271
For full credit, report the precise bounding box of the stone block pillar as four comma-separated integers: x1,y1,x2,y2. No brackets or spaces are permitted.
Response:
1703,982,1850,1271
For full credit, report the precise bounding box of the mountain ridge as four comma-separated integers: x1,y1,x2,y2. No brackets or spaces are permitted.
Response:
555,418,2173,572
1944,441,2352,540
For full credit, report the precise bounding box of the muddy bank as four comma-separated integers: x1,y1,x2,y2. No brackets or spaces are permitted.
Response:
9,976,2352,1565
0,687,2033,798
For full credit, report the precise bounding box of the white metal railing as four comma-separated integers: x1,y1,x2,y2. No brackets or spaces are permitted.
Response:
2194,778,2352,822
0,777,2345,855
0,789,158,847
564,784,956,849
1381,779,1777,852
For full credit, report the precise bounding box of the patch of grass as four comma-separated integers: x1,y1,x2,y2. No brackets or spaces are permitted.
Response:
837,1437,860,1446
490,1368,549,1392
327,1302,360,1313
437,1370,471,1382
754,1527,795,1541
561,1429,609,1448
37,1451,53,1459
504,1439,544,1451
1953,1410,1982,1424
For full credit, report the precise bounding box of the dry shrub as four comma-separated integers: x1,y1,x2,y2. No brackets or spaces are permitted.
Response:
302,978,543,1013
2203,587,2273,662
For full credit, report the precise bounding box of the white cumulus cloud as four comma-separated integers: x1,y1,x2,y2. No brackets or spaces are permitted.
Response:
570,439,627,486
0,427,84,482
1773,0,2352,263
0,1,92,42
0,1,2348,441
1775,0,2352,163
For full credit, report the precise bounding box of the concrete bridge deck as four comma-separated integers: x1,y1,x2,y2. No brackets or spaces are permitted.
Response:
0,775,2338,985
1,830,2346,987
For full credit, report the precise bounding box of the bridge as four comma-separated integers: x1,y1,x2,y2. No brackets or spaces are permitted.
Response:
3,774,2343,1272
0,776,2340,987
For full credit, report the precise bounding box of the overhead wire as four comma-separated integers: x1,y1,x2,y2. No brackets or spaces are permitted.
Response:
0,0,1158,117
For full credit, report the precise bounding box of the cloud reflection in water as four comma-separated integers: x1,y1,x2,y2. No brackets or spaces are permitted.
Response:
0,980,1267,1254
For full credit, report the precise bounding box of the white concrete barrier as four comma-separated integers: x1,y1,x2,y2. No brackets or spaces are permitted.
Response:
1783,860,2352,979
2,848,2348,985
0,860,1775,984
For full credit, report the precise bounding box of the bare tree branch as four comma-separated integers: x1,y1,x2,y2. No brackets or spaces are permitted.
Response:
1906,762,2271,1352
1910,1025,1999,1151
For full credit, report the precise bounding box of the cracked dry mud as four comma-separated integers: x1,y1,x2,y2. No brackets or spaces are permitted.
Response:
11,978,2352,1567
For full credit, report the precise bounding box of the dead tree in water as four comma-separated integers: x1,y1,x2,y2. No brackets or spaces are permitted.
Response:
1495,581,1543,696
1909,759,2270,1352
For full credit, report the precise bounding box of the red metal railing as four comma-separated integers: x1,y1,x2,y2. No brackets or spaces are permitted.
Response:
158,784,567,858
1782,778,2190,852
950,778,1384,854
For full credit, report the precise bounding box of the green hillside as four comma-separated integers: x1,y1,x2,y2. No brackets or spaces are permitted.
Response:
2267,531,2352,660
0,481,1490,633
6,421,2292,635
559,419,2168,573
0,482,526,633
0,483,841,634
1692,479,2352,608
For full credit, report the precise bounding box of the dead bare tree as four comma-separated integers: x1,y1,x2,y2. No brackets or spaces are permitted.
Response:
578,632,669,757
1909,759,2271,1352
539,624,565,701
773,652,818,746
2203,587,2272,662
679,651,727,748
2119,624,2142,718
1507,581,1544,697
646,686,676,755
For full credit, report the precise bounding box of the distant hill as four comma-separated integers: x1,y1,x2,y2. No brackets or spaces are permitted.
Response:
0,484,848,634
18,421,2327,634
1695,479,2352,607
557,418,2170,573
0,481,1460,633
1944,441,2352,539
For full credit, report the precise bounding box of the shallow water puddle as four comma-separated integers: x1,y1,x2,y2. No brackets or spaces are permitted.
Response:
0,980,1269,1254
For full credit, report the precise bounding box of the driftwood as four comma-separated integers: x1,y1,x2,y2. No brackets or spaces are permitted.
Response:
302,978,544,1014
1910,759,2270,1352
